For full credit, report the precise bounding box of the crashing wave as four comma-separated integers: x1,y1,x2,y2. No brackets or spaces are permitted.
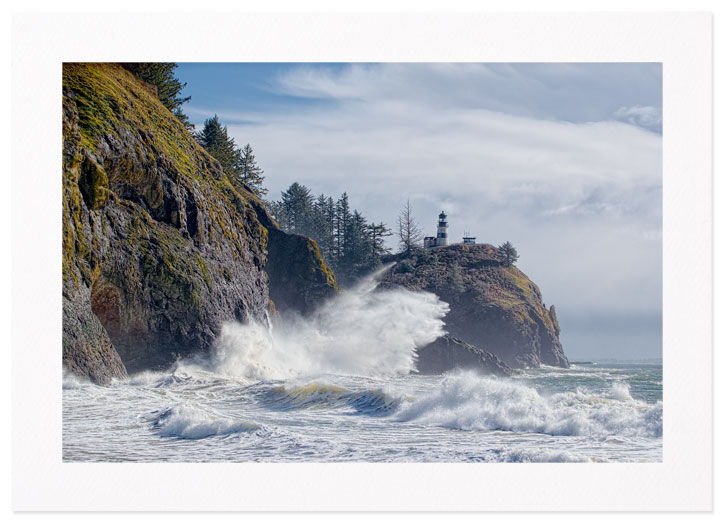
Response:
147,404,262,439
395,371,662,438
209,266,449,381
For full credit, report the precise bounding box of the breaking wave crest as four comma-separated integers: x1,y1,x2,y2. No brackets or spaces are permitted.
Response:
396,371,662,438
148,404,262,439
209,266,449,381
262,381,403,416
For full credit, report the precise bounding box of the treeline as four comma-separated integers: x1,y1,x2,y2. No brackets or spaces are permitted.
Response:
268,183,393,285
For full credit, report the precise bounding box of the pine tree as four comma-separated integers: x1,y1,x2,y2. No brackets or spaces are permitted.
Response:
335,193,351,263
324,196,338,267
280,183,314,235
238,143,267,198
339,210,372,279
497,241,520,267
195,115,241,177
267,200,287,230
120,63,192,128
310,194,334,262
368,222,393,266
397,199,423,256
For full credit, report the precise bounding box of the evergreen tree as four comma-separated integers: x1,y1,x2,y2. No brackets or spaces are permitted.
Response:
194,118,268,199
497,241,519,267
267,200,287,229
311,194,334,262
368,222,393,266
339,210,372,279
238,143,267,198
195,115,241,176
335,193,352,263
280,183,314,235
397,199,423,256
120,63,192,128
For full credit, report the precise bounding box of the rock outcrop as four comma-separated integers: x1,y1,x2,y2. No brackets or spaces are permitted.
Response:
250,202,339,316
382,244,569,369
416,335,513,376
62,63,337,382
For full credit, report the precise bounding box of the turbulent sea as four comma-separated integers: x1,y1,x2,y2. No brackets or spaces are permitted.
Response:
63,270,662,463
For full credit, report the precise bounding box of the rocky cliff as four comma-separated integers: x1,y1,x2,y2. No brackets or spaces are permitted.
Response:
383,244,569,369
62,63,337,383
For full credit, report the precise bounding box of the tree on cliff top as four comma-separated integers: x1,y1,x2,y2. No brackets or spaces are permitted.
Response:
238,143,267,198
196,115,240,173
120,63,192,128
195,117,268,199
278,182,314,234
397,199,423,256
497,241,519,267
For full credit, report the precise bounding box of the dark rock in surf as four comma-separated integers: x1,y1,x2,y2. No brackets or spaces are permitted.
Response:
416,335,513,376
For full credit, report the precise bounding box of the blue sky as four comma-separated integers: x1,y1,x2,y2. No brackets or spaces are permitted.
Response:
176,63,663,361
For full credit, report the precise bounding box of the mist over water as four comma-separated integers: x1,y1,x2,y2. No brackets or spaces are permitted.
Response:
63,267,662,463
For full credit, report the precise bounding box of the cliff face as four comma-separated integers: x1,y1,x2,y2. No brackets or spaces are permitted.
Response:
62,64,336,383
383,244,569,369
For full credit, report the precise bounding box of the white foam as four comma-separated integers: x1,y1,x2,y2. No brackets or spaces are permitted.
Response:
492,448,594,463
396,371,662,438
62,368,91,389
210,266,449,381
149,404,261,439
609,381,634,401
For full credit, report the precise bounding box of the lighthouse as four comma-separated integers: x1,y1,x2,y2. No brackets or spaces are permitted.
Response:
436,211,449,247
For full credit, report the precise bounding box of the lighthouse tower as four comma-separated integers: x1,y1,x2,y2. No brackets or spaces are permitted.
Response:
436,211,449,247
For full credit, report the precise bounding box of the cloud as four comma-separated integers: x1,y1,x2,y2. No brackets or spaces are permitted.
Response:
273,63,663,130
613,105,663,132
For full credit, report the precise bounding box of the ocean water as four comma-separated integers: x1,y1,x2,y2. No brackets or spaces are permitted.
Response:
62,269,662,463
62,362,662,463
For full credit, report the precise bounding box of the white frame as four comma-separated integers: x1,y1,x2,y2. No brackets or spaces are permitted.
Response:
11,11,712,511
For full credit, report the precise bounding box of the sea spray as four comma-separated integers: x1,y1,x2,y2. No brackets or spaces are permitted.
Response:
210,266,450,381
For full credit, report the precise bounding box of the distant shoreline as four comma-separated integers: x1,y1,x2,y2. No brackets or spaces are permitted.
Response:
571,359,662,365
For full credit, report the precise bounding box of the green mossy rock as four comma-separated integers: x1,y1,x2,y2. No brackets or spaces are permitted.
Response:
79,153,109,209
